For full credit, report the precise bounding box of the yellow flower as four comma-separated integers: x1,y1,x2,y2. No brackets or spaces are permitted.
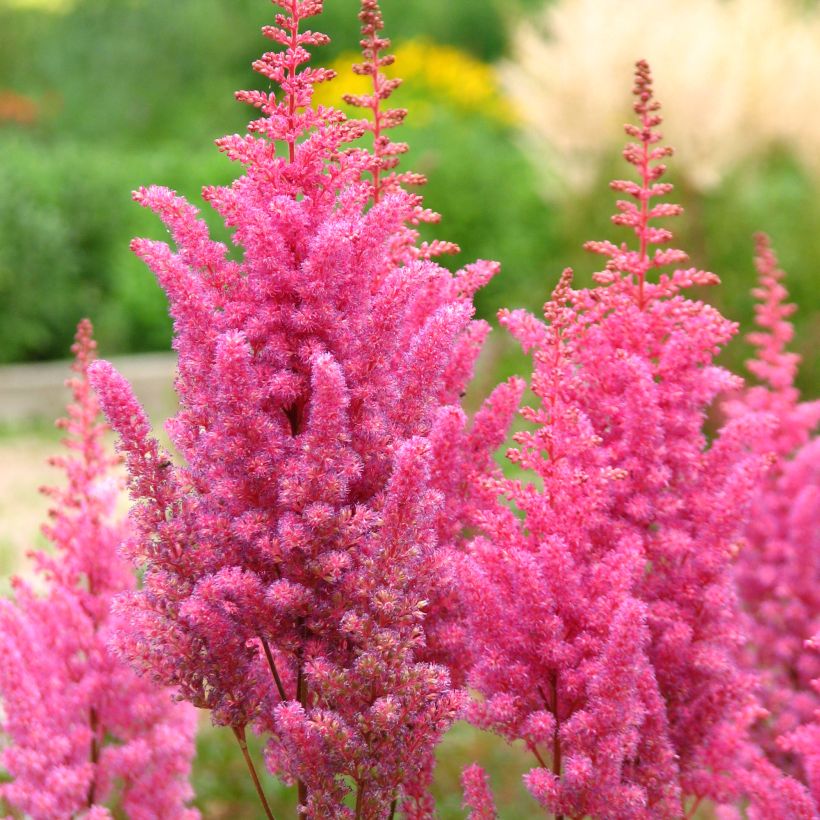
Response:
314,39,516,125
4,0,73,10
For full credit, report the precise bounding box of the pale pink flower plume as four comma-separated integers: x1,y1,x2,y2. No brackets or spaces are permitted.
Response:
0,320,198,820
725,233,820,793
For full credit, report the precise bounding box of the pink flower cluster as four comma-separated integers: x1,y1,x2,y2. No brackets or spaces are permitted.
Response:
89,1,517,815
1,1,813,818
0,320,197,820
460,63,817,819
725,234,820,799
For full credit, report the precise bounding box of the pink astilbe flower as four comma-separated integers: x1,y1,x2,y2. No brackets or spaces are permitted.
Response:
725,234,820,784
89,1,515,816
780,633,820,805
461,763,497,820
463,61,816,818
463,270,681,819
0,320,198,820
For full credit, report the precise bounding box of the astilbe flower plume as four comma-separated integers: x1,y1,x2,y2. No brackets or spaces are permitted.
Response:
461,62,816,819
462,270,681,819
724,234,820,788
0,320,198,820
780,632,820,806
89,1,517,816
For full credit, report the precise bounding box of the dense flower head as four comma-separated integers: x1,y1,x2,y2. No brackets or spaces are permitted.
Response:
0,320,197,820
463,268,681,819
780,632,820,807
89,1,516,815
461,61,816,818
725,234,820,785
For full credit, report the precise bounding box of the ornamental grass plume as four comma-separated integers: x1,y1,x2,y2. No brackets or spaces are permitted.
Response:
0,319,198,820
89,1,518,816
506,0,820,192
461,61,817,819
724,234,820,785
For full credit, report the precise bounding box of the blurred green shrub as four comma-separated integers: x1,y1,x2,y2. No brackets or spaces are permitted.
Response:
0,135,240,362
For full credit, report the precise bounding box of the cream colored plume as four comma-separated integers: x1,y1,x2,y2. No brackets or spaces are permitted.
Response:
505,0,820,192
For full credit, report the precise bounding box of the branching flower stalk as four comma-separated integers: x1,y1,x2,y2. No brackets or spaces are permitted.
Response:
89,1,517,817
461,62,817,820
0,320,198,820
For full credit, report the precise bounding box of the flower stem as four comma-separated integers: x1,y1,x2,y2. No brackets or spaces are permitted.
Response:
685,795,703,819
87,706,100,807
260,635,288,702
296,649,307,811
552,676,563,820
232,725,276,820
355,781,366,819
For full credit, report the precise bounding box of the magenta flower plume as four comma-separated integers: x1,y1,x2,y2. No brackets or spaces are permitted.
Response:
89,1,514,816
780,632,820,805
462,61,816,818
0,320,198,820
463,269,681,819
461,764,497,820
725,234,820,786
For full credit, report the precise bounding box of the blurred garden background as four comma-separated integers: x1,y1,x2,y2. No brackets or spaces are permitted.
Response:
1,0,819,816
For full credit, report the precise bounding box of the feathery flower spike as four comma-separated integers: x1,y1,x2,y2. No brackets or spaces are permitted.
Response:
463,62,817,819
725,234,820,788
90,1,515,815
0,320,198,820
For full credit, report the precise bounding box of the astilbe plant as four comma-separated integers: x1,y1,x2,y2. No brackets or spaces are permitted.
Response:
461,62,817,819
461,269,682,819
0,320,198,820
89,1,518,816
724,234,820,788
780,631,820,807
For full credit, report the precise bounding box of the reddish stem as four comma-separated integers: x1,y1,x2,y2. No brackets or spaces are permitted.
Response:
260,634,289,702
286,4,300,164
530,743,548,770
368,34,383,203
685,795,703,819
86,706,100,807
296,636,308,812
355,781,366,819
637,119,650,311
552,676,563,820
232,725,277,820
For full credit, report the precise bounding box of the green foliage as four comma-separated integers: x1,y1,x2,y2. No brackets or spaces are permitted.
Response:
0,135,239,362
0,137,126,362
